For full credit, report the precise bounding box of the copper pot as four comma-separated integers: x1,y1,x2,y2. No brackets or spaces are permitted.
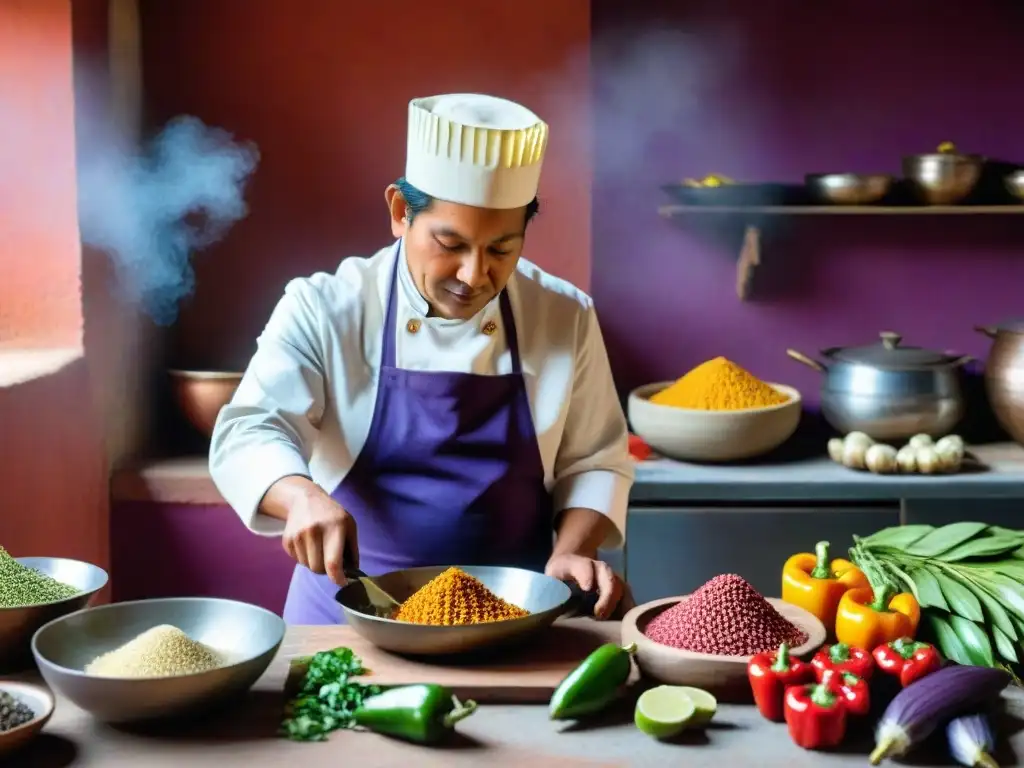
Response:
976,323,1024,445
168,370,243,438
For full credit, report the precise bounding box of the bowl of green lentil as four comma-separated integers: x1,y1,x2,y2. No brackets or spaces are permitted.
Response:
0,550,108,668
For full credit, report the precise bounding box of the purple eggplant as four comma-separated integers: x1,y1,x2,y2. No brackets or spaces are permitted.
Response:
869,665,1009,765
947,713,1000,768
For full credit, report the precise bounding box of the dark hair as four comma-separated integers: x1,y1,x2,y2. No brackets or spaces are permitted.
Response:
394,177,540,225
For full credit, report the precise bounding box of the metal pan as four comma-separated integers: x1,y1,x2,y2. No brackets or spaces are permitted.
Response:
335,565,572,656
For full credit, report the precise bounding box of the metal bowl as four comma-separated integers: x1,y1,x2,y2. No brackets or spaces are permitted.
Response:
31,597,285,723
336,565,572,656
0,557,108,667
168,369,243,438
902,153,983,205
805,173,893,205
1004,170,1024,202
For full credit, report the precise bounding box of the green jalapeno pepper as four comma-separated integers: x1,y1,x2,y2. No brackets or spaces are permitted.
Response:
352,684,478,744
549,642,637,720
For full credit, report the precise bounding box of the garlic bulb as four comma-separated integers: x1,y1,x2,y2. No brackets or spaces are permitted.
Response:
827,438,845,463
916,446,941,474
846,431,874,449
935,434,965,457
842,440,869,470
865,444,899,474
896,445,918,474
909,433,934,450
935,436,965,474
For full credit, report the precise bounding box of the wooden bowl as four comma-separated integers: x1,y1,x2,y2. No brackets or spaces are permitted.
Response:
621,595,826,702
168,370,243,438
0,681,55,756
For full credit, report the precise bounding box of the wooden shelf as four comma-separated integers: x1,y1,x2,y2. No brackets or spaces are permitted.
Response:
659,204,1024,217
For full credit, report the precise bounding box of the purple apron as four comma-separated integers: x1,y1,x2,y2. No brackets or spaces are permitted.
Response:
282,242,553,624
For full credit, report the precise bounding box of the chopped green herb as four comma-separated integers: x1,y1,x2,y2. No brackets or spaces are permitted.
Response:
280,647,383,742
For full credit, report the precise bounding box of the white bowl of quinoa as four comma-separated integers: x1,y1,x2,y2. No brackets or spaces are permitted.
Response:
621,574,826,701
0,549,108,667
31,597,285,723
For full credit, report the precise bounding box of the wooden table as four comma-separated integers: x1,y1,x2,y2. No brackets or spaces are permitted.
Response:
12,623,1024,768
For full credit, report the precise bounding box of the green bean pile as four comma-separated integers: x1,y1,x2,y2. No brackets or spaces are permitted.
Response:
0,547,80,607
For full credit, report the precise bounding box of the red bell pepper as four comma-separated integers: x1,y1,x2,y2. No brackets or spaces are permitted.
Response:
818,668,870,717
784,683,847,750
747,642,814,722
810,642,874,682
872,637,942,687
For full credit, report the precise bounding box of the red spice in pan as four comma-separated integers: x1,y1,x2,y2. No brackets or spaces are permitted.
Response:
644,573,808,656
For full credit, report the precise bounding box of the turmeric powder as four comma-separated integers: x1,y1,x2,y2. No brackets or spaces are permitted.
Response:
650,357,789,411
393,567,529,626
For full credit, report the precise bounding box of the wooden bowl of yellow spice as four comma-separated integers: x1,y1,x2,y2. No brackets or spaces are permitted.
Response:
629,357,801,462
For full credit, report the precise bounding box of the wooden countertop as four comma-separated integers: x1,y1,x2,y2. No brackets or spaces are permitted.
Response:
111,443,1024,505
15,622,1024,767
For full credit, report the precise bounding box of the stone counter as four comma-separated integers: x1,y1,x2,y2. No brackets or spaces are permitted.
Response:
111,442,1024,506
632,442,1024,502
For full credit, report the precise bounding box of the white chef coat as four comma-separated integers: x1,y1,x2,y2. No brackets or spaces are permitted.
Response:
209,240,634,549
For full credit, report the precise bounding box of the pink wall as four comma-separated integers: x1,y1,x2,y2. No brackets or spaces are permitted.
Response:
0,0,82,345
137,0,593,371
591,0,1024,409
0,0,109,579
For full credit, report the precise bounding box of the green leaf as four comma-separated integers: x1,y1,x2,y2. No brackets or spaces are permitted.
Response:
993,625,1019,663
925,612,973,665
860,525,934,550
948,614,996,667
971,582,1019,641
990,560,1024,581
909,566,949,611
905,522,990,558
939,533,1024,562
930,566,984,622
974,571,1024,621
882,561,919,598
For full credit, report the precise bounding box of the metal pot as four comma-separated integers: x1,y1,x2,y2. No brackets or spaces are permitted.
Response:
976,322,1024,445
787,331,971,441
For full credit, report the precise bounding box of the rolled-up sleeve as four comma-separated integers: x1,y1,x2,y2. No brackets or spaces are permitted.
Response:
209,279,328,536
551,305,634,549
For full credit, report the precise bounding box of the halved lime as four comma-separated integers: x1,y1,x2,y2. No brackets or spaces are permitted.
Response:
674,686,717,726
634,685,696,739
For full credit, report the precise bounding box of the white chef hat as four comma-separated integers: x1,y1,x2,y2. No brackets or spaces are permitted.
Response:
405,93,548,210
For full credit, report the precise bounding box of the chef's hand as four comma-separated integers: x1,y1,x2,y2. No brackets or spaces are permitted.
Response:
275,480,359,586
545,553,624,621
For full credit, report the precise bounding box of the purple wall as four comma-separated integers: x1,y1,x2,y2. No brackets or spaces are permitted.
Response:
112,502,293,614
591,0,1024,407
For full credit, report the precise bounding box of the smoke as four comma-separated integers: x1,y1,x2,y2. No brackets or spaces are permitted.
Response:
591,26,744,184
77,115,260,326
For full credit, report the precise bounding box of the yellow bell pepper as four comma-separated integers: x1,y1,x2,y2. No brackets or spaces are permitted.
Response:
781,541,869,631
834,557,920,650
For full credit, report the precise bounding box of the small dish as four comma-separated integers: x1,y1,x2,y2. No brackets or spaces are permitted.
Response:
0,681,55,756
621,595,826,702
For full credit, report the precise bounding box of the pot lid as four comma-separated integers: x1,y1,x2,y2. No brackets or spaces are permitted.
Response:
827,332,956,368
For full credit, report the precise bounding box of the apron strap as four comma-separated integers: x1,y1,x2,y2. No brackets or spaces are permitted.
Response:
383,239,524,374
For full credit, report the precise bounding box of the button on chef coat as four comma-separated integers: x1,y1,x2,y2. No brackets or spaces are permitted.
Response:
209,240,635,550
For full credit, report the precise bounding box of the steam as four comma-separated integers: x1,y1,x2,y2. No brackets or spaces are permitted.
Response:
591,26,743,184
77,115,259,326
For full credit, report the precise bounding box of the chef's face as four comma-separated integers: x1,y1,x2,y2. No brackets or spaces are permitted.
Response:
386,185,527,320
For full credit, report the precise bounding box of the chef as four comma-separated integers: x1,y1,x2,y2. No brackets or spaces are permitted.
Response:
210,93,634,625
